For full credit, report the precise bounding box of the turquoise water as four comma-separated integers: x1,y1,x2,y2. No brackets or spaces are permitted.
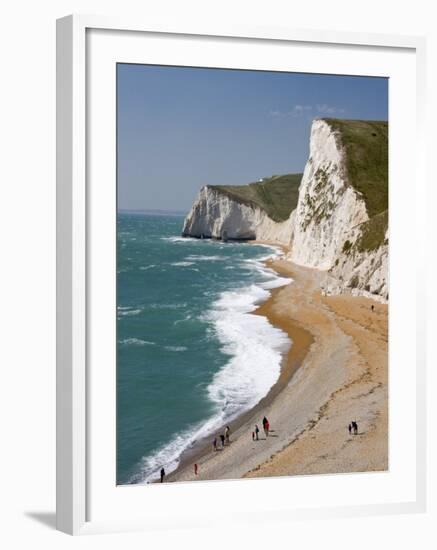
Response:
117,213,291,484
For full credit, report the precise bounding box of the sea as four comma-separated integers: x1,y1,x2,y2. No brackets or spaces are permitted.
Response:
117,212,292,484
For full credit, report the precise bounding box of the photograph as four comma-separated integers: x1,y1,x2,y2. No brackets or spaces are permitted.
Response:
116,64,388,486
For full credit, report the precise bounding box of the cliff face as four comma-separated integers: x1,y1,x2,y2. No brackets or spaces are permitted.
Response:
324,228,388,300
182,118,388,301
289,120,368,268
182,186,295,244
182,174,299,244
287,119,388,300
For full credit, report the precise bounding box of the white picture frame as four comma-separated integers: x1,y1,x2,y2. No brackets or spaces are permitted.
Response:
56,14,427,535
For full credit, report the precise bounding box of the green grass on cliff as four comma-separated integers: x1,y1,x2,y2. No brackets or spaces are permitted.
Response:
210,173,302,222
355,209,388,253
325,118,389,253
325,118,388,219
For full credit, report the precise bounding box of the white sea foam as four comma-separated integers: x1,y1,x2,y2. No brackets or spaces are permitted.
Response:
117,306,143,317
132,413,230,484
133,245,293,484
162,235,224,245
162,236,197,243
149,303,187,310
205,287,291,421
245,249,293,290
259,277,292,290
186,255,227,262
174,314,192,325
119,338,155,346
253,262,293,290
164,346,188,352
255,243,285,258
171,261,195,267
139,265,157,271
213,284,270,313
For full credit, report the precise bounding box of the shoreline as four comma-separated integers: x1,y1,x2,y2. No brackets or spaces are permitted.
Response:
166,248,388,483
245,276,388,479
164,245,312,481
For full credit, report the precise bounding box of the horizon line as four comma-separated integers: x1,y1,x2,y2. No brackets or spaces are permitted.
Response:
118,208,188,215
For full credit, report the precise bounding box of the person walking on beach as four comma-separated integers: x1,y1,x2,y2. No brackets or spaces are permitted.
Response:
220,434,225,448
225,425,231,445
213,437,217,452
255,425,260,441
371,304,375,312
262,416,268,429
194,463,198,475
348,423,352,435
264,419,270,437
160,467,165,483
352,421,358,435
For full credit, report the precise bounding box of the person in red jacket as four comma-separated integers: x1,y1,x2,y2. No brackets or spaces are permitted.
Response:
264,420,270,437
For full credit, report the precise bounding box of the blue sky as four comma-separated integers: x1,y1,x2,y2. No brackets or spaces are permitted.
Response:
117,64,388,212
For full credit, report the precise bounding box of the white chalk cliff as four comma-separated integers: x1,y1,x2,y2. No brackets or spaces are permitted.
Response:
182,186,295,245
287,119,388,301
182,119,388,301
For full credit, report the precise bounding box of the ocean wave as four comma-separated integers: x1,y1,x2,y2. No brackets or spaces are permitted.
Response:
254,243,285,258
130,413,228,483
119,338,156,346
161,236,196,243
117,306,143,319
174,314,192,325
251,264,292,289
171,261,195,267
149,303,187,310
244,252,293,290
164,346,188,352
186,255,227,262
130,395,243,483
212,284,270,313
139,265,157,271
206,301,291,418
117,307,143,317
259,277,292,290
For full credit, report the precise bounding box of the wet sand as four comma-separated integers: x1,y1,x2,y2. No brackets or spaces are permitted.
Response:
168,256,388,483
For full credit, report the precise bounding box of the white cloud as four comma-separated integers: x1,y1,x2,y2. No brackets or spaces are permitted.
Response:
286,105,312,117
293,104,312,113
270,104,345,117
316,104,345,115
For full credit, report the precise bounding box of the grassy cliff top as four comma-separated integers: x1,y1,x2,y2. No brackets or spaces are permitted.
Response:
324,118,388,219
355,209,388,252
210,173,302,222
